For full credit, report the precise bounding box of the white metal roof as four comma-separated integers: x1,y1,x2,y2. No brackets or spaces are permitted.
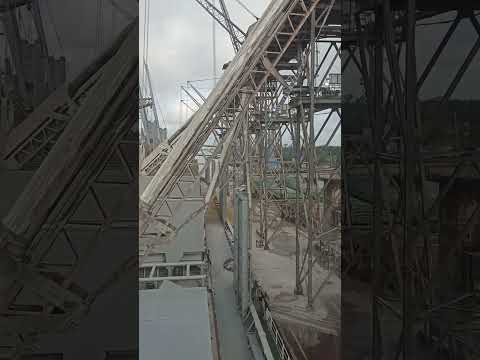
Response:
139,283,213,360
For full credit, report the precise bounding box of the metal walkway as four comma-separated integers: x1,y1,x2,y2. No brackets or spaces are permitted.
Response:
206,208,254,360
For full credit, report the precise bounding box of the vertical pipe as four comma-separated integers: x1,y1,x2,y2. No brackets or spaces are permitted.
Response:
307,7,316,310
295,43,303,295
262,93,269,249
237,191,251,315
234,190,250,314
233,188,239,302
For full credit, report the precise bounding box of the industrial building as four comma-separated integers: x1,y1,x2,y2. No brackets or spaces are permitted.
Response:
139,0,341,358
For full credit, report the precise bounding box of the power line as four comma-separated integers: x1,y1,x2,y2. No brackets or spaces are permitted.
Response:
231,0,258,20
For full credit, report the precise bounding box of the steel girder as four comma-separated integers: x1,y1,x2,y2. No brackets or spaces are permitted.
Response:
0,18,139,357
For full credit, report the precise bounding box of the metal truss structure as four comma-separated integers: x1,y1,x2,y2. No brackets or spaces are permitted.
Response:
193,0,246,52
0,11,139,357
140,0,342,322
0,1,66,153
139,61,165,161
2,20,136,170
343,0,480,358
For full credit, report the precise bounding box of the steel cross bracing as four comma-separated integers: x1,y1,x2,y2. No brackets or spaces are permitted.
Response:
141,82,209,177
2,74,101,170
193,0,246,52
140,1,340,178
140,0,325,243
249,3,341,309
342,1,480,358
140,0,341,319
140,114,198,176
139,61,163,156
0,19,139,357
1,23,135,170
218,0,243,52
140,82,232,177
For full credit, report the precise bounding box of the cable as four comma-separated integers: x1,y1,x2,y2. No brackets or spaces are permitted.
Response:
231,0,258,20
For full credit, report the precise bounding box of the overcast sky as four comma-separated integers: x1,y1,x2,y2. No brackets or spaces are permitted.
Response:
139,0,269,132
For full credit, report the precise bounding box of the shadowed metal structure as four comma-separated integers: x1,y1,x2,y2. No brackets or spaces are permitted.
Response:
0,5,139,357
342,0,480,358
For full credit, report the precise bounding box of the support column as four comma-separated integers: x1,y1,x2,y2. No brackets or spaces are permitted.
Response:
262,127,269,249
233,190,251,316
219,171,227,225
294,42,304,296
306,7,316,310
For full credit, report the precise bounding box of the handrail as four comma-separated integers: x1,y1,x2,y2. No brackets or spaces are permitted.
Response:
251,281,294,360
139,275,206,282
249,304,275,360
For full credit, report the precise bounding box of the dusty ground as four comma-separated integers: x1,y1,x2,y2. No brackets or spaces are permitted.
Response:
247,201,340,358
